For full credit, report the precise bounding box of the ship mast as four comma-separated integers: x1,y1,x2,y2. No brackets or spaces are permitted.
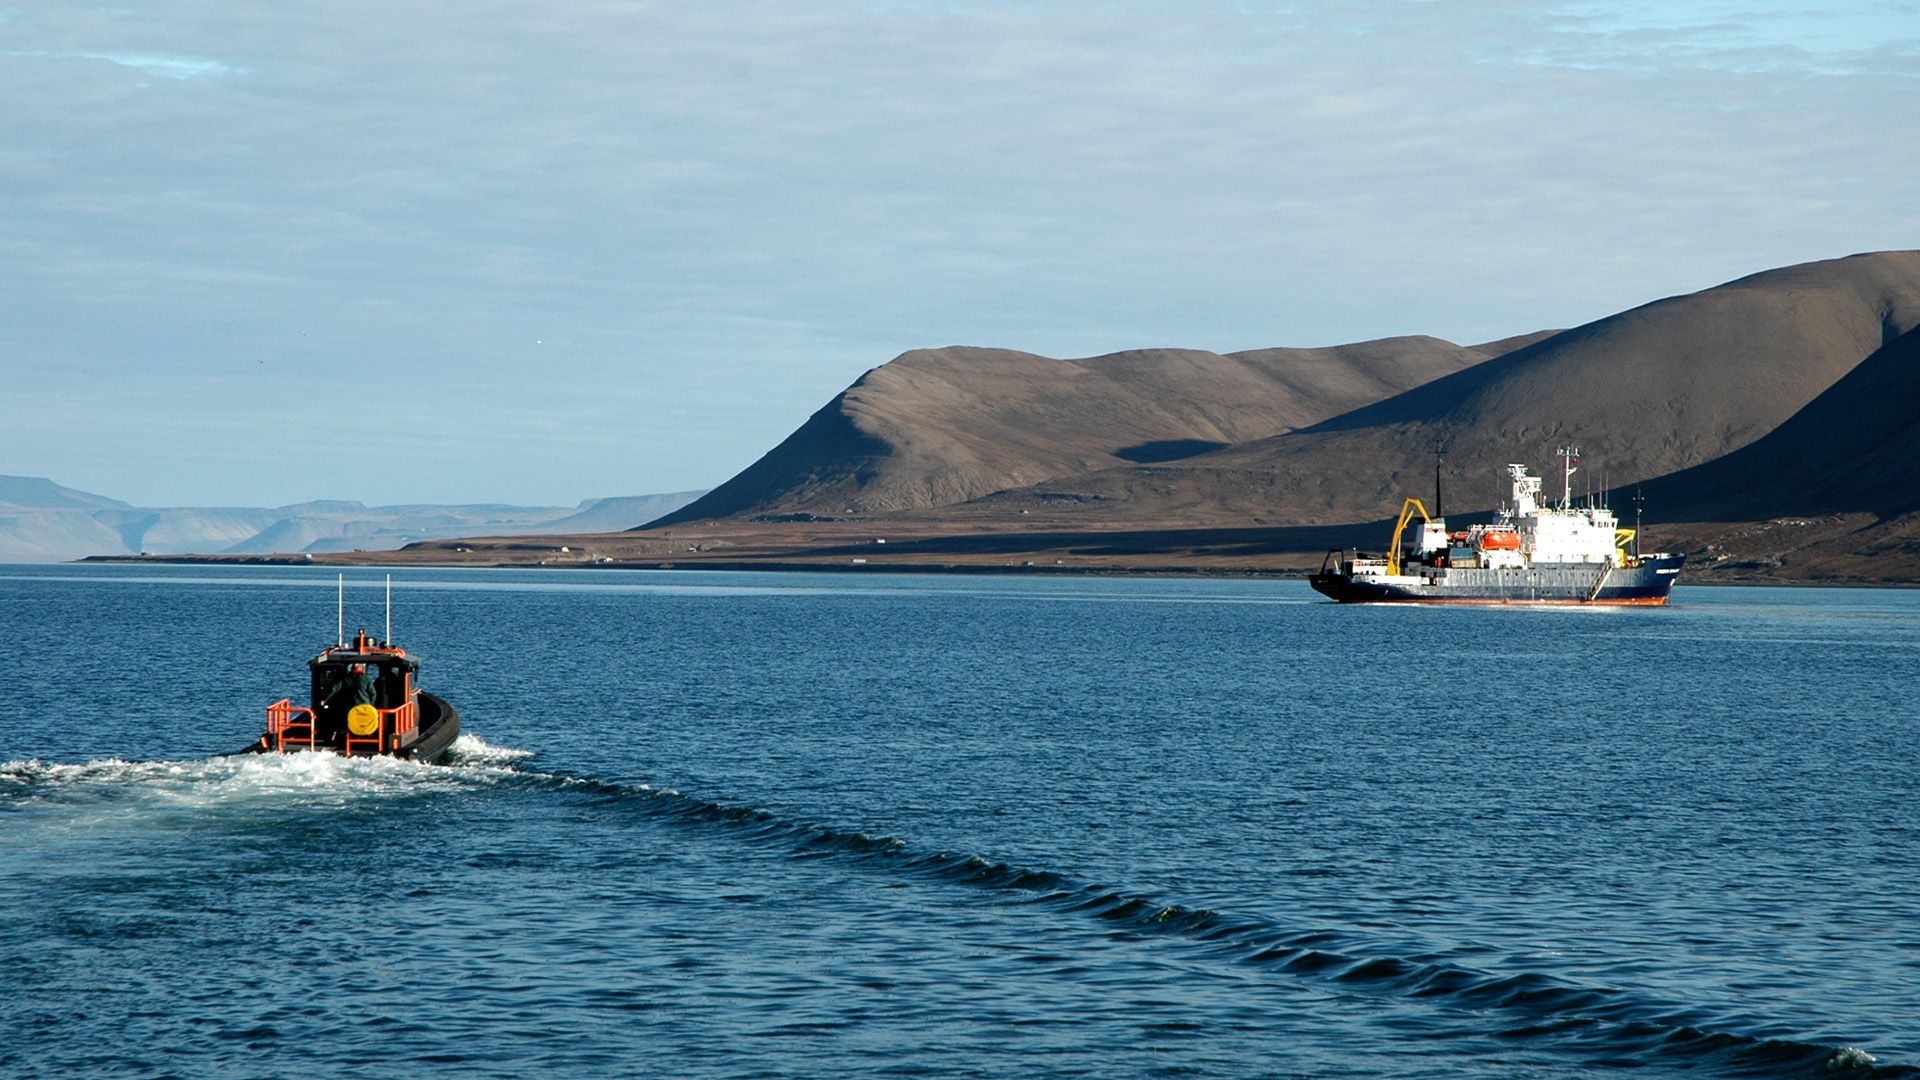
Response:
1557,446,1579,511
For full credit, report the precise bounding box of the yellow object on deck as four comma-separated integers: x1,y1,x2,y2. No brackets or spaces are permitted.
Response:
1386,498,1433,576
1614,528,1637,565
347,703,380,737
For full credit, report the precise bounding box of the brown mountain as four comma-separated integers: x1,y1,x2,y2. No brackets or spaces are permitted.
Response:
317,251,1920,583
1637,323,1920,521
651,335,1539,526
941,250,1920,525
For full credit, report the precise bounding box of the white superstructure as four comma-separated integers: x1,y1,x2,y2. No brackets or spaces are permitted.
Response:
1394,449,1629,573
1495,451,1620,564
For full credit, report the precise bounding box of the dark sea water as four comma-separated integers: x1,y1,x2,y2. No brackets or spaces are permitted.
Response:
3,564,1917,1078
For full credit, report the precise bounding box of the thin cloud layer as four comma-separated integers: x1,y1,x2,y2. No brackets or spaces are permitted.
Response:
1,0,1914,505
6,50,252,78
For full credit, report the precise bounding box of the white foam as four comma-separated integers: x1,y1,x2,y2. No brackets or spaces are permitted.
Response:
0,749,480,823
0,734,548,838
220,749,454,796
441,733,536,769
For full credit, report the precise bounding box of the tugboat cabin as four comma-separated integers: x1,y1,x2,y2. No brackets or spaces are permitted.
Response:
262,629,423,756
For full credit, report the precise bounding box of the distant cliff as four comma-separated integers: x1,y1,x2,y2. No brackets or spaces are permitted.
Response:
0,480,706,562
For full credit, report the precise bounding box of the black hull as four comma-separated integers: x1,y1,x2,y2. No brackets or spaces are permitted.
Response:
406,692,462,763
1309,555,1686,605
237,691,461,761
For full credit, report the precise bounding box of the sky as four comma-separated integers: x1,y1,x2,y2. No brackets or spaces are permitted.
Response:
2,0,1916,508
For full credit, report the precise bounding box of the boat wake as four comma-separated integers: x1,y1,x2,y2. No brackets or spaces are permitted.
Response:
0,734,531,817
481,767,1911,1079
438,733,537,768
2,742,1905,1077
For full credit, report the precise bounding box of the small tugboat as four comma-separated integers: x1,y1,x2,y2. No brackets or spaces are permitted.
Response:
1310,447,1686,605
243,577,461,760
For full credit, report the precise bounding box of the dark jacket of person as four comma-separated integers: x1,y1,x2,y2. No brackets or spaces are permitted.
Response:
323,669,378,710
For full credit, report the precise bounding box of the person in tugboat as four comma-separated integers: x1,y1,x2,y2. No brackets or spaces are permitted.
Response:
316,664,378,745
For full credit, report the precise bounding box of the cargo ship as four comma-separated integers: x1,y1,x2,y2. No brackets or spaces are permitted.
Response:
1309,448,1685,605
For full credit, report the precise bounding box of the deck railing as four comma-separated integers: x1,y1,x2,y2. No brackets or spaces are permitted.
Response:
268,694,418,756
388,697,418,740
265,698,317,752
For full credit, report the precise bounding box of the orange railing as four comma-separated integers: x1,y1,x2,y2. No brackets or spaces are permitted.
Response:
265,698,318,752
269,689,418,757
388,696,418,740
341,696,418,757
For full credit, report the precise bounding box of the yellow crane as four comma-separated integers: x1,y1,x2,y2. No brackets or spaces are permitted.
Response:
1386,497,1434,576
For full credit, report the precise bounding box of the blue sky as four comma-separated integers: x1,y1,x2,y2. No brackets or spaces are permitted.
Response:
2,0,1915,507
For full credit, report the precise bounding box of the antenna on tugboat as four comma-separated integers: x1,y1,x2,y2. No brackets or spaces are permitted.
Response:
385,575,392,645
337,573,345,647
1432,438,1448,519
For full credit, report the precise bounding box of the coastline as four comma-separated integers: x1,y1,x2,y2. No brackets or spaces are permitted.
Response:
68,510,1920,588
70,554,1920,589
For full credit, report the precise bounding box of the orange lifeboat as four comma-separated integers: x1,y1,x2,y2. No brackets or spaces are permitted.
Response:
1478,531,1522,551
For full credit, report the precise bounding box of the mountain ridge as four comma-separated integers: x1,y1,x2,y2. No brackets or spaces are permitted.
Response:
654,333,1524,526
0,480,707,562
902,250,1920,527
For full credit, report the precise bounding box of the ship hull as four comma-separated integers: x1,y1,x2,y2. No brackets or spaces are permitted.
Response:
406,692,461,764
1309,555,1685,605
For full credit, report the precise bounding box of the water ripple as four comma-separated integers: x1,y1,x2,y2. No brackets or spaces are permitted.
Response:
4,739,1908,1076
422,758,1920,1077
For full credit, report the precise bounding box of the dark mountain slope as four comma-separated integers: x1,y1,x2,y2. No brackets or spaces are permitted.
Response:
651,336,1500,525
955,251,1920,525
1638,325,1920,521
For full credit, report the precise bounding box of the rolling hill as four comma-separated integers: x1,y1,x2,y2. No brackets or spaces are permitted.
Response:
651,334,1549,525
923,250,1920,526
